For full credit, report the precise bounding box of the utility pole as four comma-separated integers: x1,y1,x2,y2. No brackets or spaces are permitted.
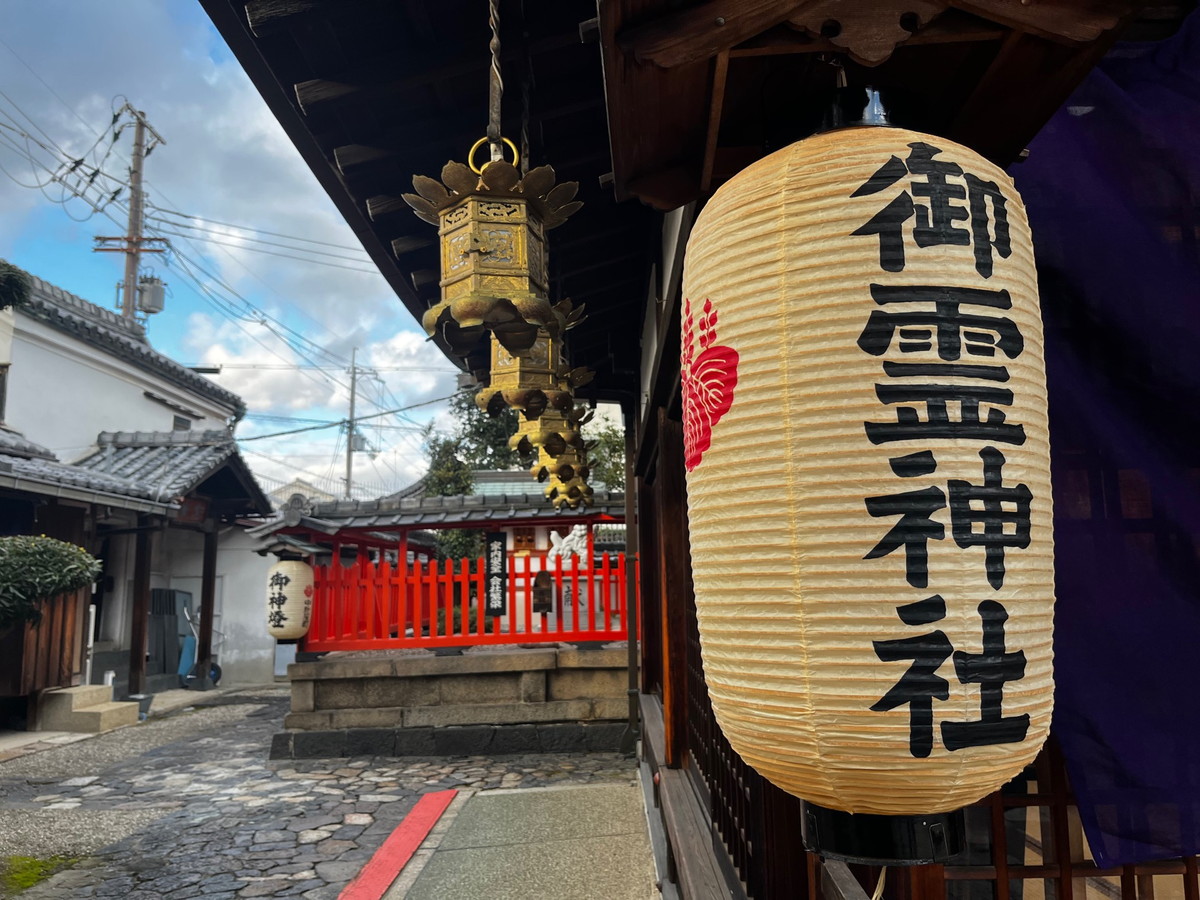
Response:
94,104,167,319
345,348,357,500
121,114,147,319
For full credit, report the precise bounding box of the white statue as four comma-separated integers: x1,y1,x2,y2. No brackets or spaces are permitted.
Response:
547,524,589,565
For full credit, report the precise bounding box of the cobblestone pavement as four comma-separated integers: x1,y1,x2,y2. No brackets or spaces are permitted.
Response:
0,688,638,899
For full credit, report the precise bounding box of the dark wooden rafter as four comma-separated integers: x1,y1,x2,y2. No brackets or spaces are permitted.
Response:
619,0,807,68
700,50,729,194
293,32,580,114
244,0,385,37
950,16,1132,162
599,1,710,206
602,0,1150,209
619,0,1135,70
957,0,1133,42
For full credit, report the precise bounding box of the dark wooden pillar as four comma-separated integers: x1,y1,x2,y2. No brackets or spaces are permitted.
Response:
656,410,692,767
194,523,219,690
620,398,641,754
127,518,152,696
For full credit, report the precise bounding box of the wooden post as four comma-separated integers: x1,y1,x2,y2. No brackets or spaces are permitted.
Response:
657,410,692,767
194,523,219,690
128,518,153,696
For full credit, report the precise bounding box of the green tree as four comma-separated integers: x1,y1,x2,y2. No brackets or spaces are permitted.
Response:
447,390,521,470
423,429,473,496
587,420,627,491
422,423,482,561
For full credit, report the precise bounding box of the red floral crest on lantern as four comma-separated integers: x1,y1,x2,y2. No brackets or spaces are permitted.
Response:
681,298,739,471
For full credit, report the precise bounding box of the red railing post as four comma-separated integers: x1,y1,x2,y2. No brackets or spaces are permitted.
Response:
617,552,628,639
360,555,374,640
600,552,612,635
556,556,566,633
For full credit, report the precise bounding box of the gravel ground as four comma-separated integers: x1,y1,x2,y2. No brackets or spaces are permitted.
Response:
0,808,167,858
0,686,640,899
0,702,272,780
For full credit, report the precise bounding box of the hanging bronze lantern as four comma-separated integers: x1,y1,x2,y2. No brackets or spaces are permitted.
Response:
404,143,596,509
511,407,594,509
403,148,582,357
474,305,588,420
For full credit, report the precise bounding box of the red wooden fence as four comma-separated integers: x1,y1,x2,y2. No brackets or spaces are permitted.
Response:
301,553,633,652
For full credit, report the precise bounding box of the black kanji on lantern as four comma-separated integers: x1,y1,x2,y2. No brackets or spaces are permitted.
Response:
851,142,1012,277
941,600,1029,750
268,609,288,628
865,469,946,587
947,447,1033,589
865,382,1027,446
871,594,954,758
857,285,1023,362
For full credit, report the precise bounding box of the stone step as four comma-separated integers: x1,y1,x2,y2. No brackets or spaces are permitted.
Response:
59,701,140,734
40,684,113,714
284,697,628,731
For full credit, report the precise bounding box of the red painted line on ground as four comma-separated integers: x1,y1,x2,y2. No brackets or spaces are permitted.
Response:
338,788,458,900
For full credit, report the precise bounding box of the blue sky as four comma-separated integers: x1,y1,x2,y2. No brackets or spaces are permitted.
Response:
0,2,460,497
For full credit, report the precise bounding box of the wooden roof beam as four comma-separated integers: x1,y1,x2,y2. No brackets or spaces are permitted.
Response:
953,0,1133,44
728,12,1006,58
617,0,1130,71
700,51,729,195
294,33,580,114
244,0,379,36
618,0,807,68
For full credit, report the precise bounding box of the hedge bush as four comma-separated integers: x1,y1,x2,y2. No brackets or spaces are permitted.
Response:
0,260,31,311
0,535,102,628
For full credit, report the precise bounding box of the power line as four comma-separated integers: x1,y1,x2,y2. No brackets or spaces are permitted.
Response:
237,391,458,442
145,214,376,263
188,362,457,373
147,225,382,274
146,206,373,254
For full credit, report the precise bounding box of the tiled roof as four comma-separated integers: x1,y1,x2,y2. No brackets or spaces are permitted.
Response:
0,452,162,500
249,488,625,537
0,426,55,461
72,430,260,504
23,276,246,419
380,469,593,502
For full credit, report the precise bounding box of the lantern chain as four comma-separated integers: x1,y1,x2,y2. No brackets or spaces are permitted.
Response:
520,75,531,176
487,0,504,162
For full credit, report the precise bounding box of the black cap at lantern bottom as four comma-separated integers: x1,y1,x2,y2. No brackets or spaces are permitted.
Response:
801,802,966,866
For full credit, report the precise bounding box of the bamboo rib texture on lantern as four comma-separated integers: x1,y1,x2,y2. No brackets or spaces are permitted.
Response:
681,126,1055,815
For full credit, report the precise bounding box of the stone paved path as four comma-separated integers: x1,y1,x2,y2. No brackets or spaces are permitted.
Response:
0,688,638,899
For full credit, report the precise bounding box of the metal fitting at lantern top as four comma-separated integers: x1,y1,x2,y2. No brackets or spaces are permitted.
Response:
468,135,520,174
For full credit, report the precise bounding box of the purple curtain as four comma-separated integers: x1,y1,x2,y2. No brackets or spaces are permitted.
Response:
1012,12,1200,867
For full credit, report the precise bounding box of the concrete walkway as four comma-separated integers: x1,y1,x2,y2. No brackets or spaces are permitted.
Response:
385,783,657,900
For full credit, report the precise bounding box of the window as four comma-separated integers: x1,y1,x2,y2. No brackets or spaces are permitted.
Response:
513,527,535,552
0,364,7,422
173,415,191,431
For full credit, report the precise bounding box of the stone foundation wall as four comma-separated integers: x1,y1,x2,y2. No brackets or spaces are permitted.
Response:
271,645,630,759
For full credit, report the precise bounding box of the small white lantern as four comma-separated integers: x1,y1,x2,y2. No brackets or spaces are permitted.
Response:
266,559,314,641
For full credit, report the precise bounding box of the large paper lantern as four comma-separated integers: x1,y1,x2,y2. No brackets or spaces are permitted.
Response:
266,559,314,641
682,126,1054,815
